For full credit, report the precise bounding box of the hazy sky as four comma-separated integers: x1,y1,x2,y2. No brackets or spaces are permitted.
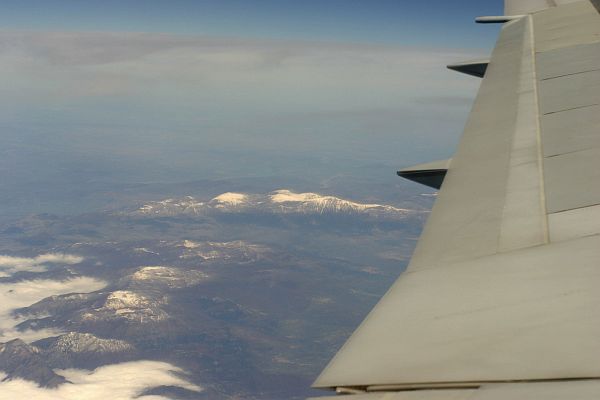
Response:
2,0,502,47
0,1,504,218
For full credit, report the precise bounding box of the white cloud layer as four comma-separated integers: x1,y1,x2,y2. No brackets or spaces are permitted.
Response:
0,31,482,114
0,277,106,342
0,30,484,169
0,253,84,277
0,361,202,400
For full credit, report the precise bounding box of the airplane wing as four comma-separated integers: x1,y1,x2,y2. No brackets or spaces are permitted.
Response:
310,0,600,398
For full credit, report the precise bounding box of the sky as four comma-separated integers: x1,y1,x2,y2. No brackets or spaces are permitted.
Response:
1,0,503,47
0,0,503,218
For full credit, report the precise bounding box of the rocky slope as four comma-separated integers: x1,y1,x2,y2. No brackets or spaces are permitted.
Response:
0,333,136,387
0,339,66,387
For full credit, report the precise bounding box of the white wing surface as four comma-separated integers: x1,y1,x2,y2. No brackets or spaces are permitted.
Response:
312,0,600,397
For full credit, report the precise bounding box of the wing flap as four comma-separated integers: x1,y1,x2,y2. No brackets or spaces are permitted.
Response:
310,381,600,399
309,390,475,400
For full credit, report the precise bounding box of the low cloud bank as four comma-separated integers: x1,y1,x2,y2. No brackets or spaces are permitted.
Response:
0,253,84,277
0,361,202,400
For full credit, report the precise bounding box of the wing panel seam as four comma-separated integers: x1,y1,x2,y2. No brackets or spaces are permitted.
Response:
531,15,551,244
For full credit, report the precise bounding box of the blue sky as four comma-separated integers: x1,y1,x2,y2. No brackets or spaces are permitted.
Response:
2,0,502,48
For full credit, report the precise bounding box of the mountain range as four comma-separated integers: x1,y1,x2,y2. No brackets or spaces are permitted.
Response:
132,189,415,220
0,188,431,399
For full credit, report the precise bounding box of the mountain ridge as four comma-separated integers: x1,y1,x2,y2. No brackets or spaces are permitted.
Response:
131,189,416,220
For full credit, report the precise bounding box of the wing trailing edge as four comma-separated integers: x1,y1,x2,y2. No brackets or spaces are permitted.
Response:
309,380,600,400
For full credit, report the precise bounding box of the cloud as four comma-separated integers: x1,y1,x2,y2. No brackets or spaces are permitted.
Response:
0,361,202,400
0,30,484,163
0,30,484,182
0,277,106,343
0,253,84,277
0,30,483,104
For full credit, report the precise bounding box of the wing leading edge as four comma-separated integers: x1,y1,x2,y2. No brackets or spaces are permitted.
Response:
311,0,600,398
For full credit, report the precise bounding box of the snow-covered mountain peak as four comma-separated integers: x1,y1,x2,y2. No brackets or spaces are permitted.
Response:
269,189,316,203
132,266,178,280
104,291,160,310
81,290,169,323
130,266,208,288
211,192,248,206
183,240,200,249
268,189,396,213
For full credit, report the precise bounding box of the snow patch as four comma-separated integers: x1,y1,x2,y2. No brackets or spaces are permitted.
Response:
131,266,208,288
180,241,270,262
132,266,178,280
269,189,400,213
269,190,320,203
211,192,247,206
89,291,169,323
104,291,158,310
137,196,205,216
182,240,199,249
